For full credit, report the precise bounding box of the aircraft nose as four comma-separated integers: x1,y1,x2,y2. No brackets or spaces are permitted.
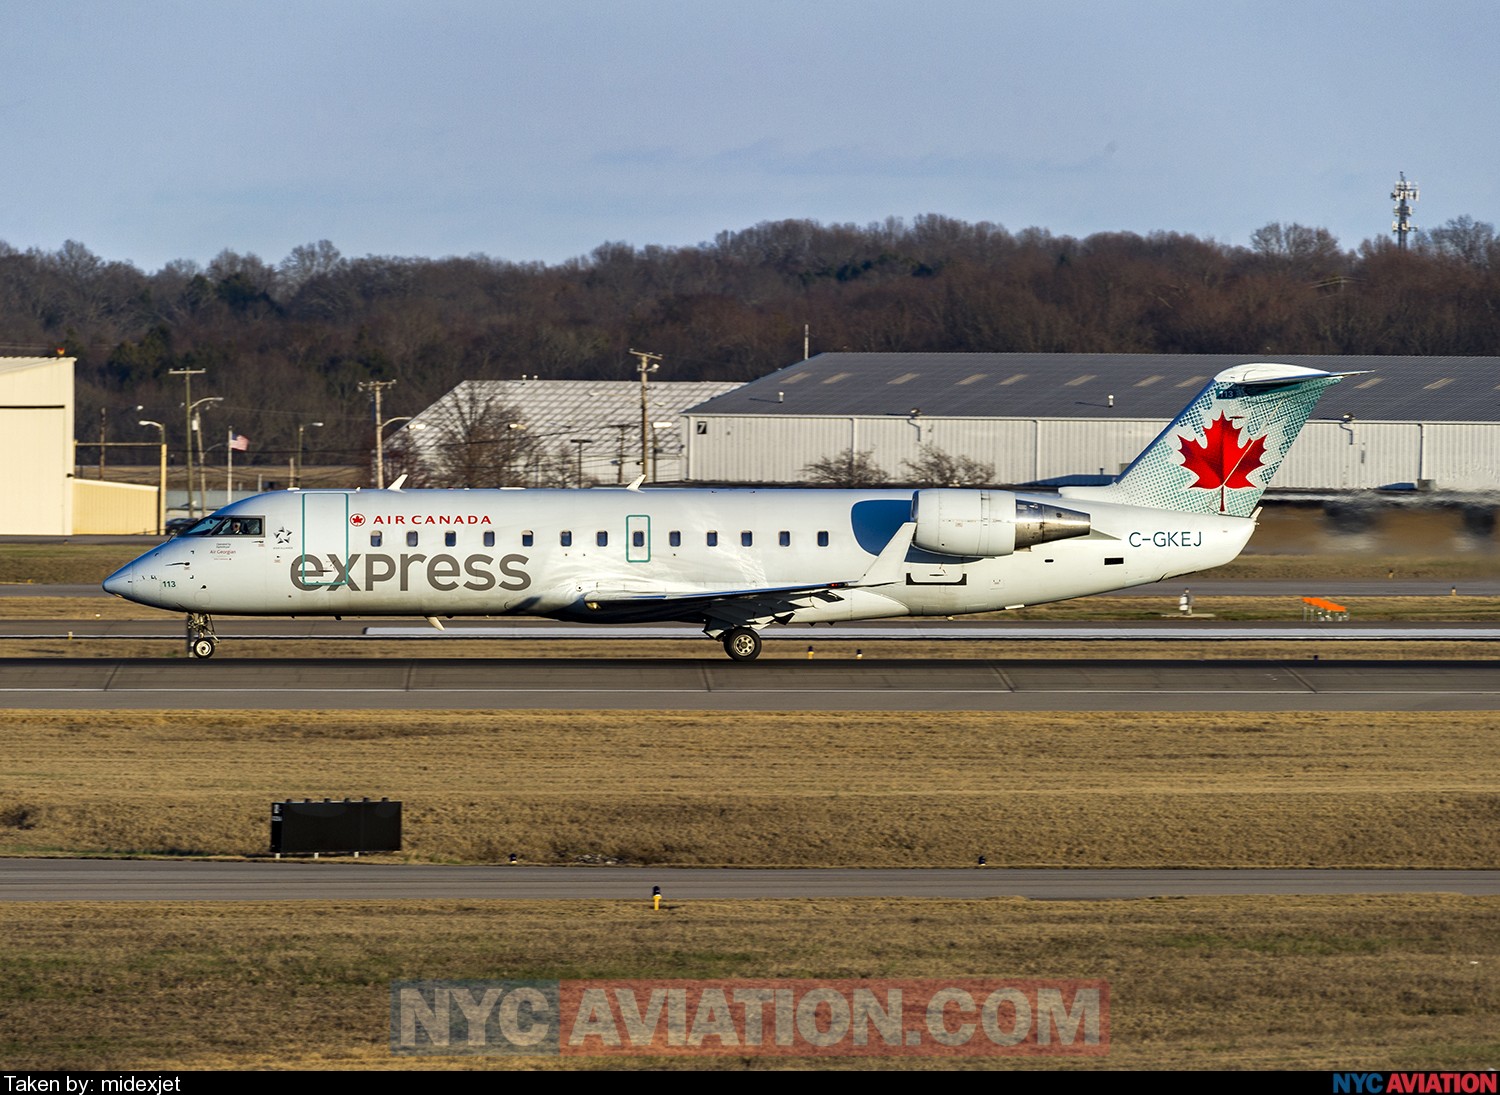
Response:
102,561,134,598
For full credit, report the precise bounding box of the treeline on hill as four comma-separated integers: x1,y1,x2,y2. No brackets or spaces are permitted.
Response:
0,214,1496,476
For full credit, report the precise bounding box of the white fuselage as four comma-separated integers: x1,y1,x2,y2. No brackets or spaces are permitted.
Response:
105,486,1255,624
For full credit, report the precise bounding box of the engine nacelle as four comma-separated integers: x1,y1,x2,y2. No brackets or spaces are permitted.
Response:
911,489,1092,557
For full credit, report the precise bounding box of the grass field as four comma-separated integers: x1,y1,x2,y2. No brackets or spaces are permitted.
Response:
2,704,1497,1071
3,895,1496,1070
3,709,1495,867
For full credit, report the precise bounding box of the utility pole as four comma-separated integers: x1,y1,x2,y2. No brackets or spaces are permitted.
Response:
168,368,206,518
629,349,661,481
610,422,630,484
359,379,398,488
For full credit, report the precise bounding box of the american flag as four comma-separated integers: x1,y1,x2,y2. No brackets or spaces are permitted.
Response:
229,432,250,452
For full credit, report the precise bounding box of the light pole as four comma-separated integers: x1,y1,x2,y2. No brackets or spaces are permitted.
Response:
375,416,416,489
138,419,167,535
569,438,592,487
294,421,323,488
188,396,223,518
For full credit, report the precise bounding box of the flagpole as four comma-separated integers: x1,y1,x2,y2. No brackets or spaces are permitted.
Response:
227,426,233,509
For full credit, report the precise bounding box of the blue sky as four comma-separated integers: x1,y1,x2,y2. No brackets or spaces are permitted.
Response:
3,0,1496,272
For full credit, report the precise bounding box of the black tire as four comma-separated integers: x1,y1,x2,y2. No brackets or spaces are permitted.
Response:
722,627,762,662
190,637,216,660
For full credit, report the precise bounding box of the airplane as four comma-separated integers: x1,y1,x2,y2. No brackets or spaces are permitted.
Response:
103,362,1347,661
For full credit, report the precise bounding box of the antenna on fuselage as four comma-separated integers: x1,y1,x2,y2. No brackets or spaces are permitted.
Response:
387,473,408,492
624,475,645,492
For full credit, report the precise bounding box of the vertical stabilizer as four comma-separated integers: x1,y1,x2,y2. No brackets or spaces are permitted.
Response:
1060,363,1346,516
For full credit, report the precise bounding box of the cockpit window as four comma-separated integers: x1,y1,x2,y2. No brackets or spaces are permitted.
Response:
182,515,265,537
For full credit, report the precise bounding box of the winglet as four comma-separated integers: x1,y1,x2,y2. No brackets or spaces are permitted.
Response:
852,521,914,587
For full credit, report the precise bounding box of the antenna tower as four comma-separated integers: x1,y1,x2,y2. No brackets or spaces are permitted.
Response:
1391,172,1419,249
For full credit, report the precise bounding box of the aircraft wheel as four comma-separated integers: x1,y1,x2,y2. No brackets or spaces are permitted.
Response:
190,637,217,660
722,627,762,662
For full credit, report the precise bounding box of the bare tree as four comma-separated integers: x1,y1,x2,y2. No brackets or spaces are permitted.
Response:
278,239,345,297
1249,222,1345,278
802,449,887,487
900,445,995,487
411,384,535,487
1424,215,1496,268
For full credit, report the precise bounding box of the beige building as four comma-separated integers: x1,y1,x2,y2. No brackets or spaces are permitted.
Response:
0,356,75,535
0,356,159,535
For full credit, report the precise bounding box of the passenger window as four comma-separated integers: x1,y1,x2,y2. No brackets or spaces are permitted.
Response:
444,531,457,547
521,531,533,547
669,531,681,547
706,531,718,547
779,531,790,547
561,531,572,547
817,531,829,547
597,531,608,547
406,531,418,547
370,532,383,548
632,530,645,548
741,531,753,547
484,531,495,548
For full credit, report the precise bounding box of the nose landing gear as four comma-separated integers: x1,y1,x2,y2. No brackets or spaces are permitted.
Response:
186,613,218,659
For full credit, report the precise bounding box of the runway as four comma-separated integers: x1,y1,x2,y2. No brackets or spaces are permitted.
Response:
6,859,1497,901
5,655,1500,710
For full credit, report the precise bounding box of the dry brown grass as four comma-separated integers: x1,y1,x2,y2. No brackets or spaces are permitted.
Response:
4,543,1497,1072
2,709,1496,868
0,545,142,585
4,638,1500,663
2,895,1495,1070
1205,552,1500,581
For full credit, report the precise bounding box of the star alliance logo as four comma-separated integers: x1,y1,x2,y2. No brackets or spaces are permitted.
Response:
274,526,292,546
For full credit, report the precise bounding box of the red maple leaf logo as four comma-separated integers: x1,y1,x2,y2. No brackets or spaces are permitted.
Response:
349,513,367,527
1177,414,1267,510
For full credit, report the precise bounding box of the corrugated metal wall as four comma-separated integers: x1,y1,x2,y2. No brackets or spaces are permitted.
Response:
71,480,159,534
685,415,1500,491
0,358,73,534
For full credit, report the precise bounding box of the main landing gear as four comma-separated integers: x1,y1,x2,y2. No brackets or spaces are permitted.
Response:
186,612,217,659
721,627,763,662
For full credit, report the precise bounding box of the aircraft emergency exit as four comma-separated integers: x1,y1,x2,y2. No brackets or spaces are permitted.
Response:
103,363,1346,660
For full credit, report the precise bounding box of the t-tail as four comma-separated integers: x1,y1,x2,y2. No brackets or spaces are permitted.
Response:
1060,363,1348,517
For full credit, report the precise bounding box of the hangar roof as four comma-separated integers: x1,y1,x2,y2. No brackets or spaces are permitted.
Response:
685,353,1500,422
413,378,739,429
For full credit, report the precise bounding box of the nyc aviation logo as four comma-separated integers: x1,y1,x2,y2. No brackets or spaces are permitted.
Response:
1177,413,1268,512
